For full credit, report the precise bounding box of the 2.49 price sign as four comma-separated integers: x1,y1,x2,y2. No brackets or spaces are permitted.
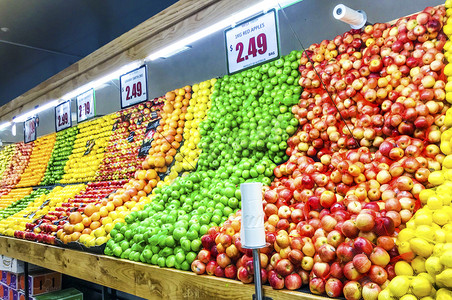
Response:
120,65,148,109
55,100,71,132
76,89,95,122
225,9,279,74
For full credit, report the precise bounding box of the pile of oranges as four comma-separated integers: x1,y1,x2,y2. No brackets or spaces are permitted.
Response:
17,133,56,187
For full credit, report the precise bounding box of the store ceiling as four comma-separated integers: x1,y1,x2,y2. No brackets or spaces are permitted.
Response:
0,0,178,107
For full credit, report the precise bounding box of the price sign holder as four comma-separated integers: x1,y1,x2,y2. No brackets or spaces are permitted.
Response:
225,9,280,74
119,65,148,109
24,117,37,143
76,89,96,122
55,100,72,132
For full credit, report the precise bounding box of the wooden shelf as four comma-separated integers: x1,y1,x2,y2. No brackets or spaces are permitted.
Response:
0,236,329,300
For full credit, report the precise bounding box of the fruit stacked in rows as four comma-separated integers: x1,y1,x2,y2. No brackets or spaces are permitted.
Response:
14,185,85,244
106,54,302,268
0,189,48,222
0,145,16,181
0,188,32,210
142,87,191,178
190,6,449,299
53,180,126,246
17,134,56,187
96,87,191,249
40,127,78,185
96,100,162,182
0,185,84,238
61,115,115,183
171,79,215,181
0,142,33,187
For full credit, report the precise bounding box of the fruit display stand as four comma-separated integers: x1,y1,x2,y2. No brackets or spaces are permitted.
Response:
0,236,329,300
0,1,450,300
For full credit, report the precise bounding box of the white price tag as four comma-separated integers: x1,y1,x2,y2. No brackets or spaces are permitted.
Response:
76,89,95,122
24,117,37,143
225,9,279,74
120,65,148,108
55,100,71,132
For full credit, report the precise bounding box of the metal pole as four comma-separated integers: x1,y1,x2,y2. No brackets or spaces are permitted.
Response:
252,248,262,300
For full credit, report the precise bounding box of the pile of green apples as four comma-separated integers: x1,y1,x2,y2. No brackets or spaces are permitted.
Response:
40,127,78,185
105,51,303,269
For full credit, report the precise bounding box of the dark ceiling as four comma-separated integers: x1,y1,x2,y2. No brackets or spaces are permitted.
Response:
0,0,178,107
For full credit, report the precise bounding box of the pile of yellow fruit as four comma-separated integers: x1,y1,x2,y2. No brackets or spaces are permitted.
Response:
0,188,32,209
61,115,115,183
170,79,215,183
0,185,85,236
0,145,16,180
17,133,56,187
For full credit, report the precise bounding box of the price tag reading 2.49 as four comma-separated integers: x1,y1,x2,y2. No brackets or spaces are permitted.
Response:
76,89,95,122
225,9,279,74
55,100,71,132
120,65,148,109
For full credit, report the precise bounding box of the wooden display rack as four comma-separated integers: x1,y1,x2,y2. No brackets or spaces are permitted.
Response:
0,236,329,300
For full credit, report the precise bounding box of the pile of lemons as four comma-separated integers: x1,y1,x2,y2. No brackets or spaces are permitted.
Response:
169,79,215,183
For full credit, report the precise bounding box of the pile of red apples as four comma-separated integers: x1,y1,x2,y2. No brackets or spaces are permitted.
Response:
192,5,449,300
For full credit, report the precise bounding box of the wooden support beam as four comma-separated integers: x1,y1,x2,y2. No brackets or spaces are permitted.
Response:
0,236,328,300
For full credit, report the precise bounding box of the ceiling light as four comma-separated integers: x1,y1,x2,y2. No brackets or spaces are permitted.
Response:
61,60,142,100
13,100,59,123
147,0,298,61
0,122,11,131
0,27,9,32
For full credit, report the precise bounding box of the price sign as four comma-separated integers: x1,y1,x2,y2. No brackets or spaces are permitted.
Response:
76,89,95,122
225,9,279,74
120,65,148,109
55,100,71,132
24,117,37,143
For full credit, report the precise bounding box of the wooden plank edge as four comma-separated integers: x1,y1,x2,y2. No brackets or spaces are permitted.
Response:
0,236,329,300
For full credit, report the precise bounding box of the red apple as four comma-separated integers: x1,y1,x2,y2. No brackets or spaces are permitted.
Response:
309,277,326,295
353,254,372,274
275,258,294,276
362,282,381,300
268,270,285,289
370,246,390,267
285,273,302,290
354,237,373,255
368,265,388,285
325,278,344,298
344,261,362,281
343,281,362,300
237,266,253,283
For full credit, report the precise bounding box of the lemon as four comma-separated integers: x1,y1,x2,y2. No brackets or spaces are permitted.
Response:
425,256,443,276
436,288,452,300
410,238,433,258
433,210,449,226
440,250,452,268
398,228,415,242
395,261,414,276
415,225,434,240
388,275,410,297
419,189,435,204
411,256,426,273
410,276,432,298
436,269,452,288
446,62,452,76
429,171,445,186
378,290,393,300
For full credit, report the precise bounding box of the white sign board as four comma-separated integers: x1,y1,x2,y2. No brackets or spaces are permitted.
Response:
24,117,37,143
120,65,148,108
225,9,279,74
55,100,71,132
76,89,95,122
